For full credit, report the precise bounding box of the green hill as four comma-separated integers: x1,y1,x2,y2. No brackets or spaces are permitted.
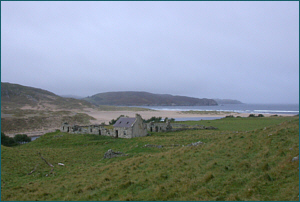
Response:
1,82,98,133
1,82,95,110
1,116,298,201
83,91,218,106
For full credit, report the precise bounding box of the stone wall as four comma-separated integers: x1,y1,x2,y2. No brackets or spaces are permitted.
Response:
61,122,113,137
113,127,133,138
132,114,148,138
147,119,172,132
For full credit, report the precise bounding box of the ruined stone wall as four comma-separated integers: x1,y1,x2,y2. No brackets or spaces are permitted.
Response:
113,127,133,138
61,123,70,132
132,114,148,138
147,120,172,132
61,123,113,137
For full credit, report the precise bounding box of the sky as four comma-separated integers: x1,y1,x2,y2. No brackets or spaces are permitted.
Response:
1,1,299,104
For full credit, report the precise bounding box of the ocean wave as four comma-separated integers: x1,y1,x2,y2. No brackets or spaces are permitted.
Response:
142,104,299,115
254,110,299,113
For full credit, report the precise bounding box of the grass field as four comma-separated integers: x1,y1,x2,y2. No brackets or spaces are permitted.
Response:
1,116,299,201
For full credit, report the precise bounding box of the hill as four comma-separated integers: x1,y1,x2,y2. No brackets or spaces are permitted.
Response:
83,91,218,106
1,82,95,110
1,83,98,133
1,116,298,200
214,98,243,104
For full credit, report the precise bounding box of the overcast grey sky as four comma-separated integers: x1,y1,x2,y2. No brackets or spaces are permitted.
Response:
1,1,299,104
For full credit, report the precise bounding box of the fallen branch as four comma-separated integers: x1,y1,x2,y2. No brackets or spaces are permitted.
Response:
27,164,39,175
38,152,54,167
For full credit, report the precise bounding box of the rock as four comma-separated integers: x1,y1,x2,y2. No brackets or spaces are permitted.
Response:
186,141,203,147
143,144,163,148
205,126,218,130
103,149,127,159
292,156,299,162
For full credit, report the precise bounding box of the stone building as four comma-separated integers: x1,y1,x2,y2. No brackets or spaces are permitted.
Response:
113,114,148,138
61,114,148,138
146,119,172,132
61,122,113,137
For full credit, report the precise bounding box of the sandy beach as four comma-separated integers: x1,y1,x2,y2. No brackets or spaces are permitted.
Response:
86,109,293,125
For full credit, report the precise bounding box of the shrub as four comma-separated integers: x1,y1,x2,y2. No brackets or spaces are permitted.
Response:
143,116,162,123
225,115,234,118
248,114,256,117
109,115,125,125
1,132,17,147
258,114,264,117
13,134,31,143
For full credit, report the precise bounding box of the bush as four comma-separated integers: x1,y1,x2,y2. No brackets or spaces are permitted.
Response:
248,114,265,118
109,115,125,125
1,132,18,147
143,116,162,123
14,134,31,143
225,115,234,118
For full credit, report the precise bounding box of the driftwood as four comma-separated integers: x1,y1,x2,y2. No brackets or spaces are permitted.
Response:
28,153,56,176
38,152,54,167
27,164,39,175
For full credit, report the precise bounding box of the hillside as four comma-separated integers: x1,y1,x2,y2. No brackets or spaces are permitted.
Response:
1,82,95,110
214,99,243,104
1,83,98,133
83,91,218,106
1,116,298,201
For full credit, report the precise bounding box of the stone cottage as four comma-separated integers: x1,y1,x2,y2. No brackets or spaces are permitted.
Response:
113,114,148,138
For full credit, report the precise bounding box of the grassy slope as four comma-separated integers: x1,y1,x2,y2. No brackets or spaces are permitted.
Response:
1,112,96,133
1,82,95,110
1,116,299,201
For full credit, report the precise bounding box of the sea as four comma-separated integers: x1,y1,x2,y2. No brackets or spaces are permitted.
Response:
132,104,299,121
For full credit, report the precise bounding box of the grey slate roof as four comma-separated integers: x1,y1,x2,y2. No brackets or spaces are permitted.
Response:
113,117,136,128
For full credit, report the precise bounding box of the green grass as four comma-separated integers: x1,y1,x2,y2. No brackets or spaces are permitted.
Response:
1,116,299,201
176,116,296,131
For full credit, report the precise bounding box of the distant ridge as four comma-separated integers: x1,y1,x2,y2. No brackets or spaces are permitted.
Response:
83,91,218,106
214,99,243,105
60,94,85,99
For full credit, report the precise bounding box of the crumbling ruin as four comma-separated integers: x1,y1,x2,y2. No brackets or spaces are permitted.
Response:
61,114,148,138
146,119,172,132
61,114,218,138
